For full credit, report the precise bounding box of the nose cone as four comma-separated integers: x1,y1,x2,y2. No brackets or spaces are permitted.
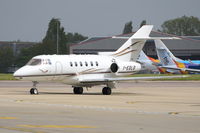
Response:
13,67,24,78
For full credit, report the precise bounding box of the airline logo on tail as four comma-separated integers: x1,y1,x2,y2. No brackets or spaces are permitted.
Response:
155,40,188,74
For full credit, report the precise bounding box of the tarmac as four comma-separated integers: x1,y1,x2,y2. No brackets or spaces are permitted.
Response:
0,80,200,133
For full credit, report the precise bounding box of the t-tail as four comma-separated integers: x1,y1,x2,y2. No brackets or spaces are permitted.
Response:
111,25,153,61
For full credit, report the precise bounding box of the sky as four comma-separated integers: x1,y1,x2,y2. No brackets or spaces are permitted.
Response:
0,0,199,42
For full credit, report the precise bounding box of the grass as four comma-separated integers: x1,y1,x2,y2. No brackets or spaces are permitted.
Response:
0,73,16,80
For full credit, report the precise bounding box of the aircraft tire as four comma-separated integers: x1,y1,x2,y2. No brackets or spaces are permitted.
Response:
30,88,39,95
102,87,112,95
73,87,83,94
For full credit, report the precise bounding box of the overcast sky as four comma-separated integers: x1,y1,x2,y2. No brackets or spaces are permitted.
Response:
0,0,199,42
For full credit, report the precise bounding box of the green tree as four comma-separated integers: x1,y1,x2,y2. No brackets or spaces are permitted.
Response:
16,18,88,67
66,32,87,43
0,47,14,72
161,16,200,36
140,20,147,27
43,18,68,54
123,21,133,34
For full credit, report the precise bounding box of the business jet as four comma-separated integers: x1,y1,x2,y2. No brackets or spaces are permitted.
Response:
14,25,183,95
155,39,200,74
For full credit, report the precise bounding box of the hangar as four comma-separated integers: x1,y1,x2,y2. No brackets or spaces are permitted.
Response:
70,31,200,60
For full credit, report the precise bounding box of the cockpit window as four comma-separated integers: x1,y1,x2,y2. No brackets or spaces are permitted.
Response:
27,59,41,66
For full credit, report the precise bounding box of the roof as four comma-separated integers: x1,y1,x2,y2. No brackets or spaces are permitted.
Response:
70,31,200,51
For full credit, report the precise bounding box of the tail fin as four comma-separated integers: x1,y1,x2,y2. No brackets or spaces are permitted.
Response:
155,40,177,66
111,25,153,61
154,39,182,61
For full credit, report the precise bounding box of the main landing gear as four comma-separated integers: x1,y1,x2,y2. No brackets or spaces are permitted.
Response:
73,87,83,94
30,81,39,95
73,86,112,95
102,87,112,95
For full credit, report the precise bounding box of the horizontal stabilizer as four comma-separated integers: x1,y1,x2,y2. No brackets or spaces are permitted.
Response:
112,36,181,40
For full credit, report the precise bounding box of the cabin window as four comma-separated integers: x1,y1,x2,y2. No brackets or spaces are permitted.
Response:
85,61,88,66
70,62,73,67
95,61,98,66
90,61,93,66
27,59,41,66
80,62,83,66
75,62,78,67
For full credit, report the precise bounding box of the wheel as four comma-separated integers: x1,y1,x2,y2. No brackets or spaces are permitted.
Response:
30,88,39,95
73,87,83,94
102,87,112,95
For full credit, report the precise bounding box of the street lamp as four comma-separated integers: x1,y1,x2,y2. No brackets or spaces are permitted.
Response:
56,18,60,54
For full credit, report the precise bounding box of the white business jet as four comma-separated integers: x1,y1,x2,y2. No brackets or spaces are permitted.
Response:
13,25,181,95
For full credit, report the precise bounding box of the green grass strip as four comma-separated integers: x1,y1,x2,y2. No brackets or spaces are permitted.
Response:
0,73,17,80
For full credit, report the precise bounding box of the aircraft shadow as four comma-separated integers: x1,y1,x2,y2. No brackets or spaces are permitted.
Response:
39,92,143,96
11,91,145,96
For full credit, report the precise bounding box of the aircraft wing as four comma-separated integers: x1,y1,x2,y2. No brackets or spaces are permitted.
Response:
79,75,187,83
161,66,200,73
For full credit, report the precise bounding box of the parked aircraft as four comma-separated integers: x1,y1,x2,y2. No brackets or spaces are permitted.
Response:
137,51,160,73
14,25,184,95
155,39,200,74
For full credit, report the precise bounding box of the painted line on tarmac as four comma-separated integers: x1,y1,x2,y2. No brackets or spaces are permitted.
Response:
18,125,96,129
0,117,18,119
0,126,46,133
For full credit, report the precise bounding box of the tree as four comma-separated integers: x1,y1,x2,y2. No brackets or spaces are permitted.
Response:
0,47,14,72
65,32,87,54
140,20,147,27
16,18,88,67
161,16,200,36
66,32,87,43
43,18,68,54
123,21,133,34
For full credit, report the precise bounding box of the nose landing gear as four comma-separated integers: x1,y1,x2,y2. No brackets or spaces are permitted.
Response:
30,81,39,95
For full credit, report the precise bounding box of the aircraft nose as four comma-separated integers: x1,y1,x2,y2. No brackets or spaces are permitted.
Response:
13,68,23,77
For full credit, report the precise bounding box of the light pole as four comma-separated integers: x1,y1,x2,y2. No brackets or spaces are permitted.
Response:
56,18,60,54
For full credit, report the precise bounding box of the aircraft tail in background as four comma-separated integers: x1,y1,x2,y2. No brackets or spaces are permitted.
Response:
154,39,188,74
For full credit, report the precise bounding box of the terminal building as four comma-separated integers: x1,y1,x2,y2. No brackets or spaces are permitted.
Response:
70,31,200,60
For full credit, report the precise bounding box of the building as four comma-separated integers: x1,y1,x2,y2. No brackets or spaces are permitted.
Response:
70,31,200,60
0,41,38,56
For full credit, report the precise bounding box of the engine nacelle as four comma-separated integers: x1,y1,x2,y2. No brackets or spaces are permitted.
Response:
110,62,141,74
110,63,119,73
